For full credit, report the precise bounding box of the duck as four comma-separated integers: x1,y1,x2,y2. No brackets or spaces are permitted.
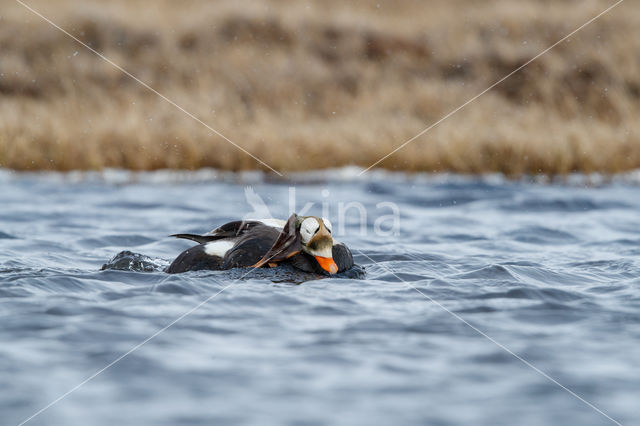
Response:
166,213,354,275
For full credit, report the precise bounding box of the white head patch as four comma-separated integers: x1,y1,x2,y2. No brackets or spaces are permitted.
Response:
300,217,319,243
322,218,332,233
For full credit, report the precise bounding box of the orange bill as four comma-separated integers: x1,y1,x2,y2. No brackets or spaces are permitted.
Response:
315,256,338,274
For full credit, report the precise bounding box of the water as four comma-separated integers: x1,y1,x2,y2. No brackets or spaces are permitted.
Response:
1,169,639,426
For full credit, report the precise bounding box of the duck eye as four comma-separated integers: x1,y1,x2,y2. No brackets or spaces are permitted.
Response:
300,217,320,243
322,218,332,233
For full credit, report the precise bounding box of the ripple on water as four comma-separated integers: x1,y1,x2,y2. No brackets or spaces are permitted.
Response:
452,264,518,281
503,226,578,245
80,235,158,249
471,286,584,303
499,197,630,212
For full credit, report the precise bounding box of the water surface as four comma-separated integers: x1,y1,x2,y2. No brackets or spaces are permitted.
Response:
1,169,639,425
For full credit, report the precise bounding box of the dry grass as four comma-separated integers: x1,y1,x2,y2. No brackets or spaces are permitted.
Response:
0,0,639,175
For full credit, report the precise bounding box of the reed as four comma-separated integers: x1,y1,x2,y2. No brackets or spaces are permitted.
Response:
1,0,638,175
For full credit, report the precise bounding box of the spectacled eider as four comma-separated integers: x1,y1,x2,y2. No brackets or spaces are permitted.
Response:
166,213,354,275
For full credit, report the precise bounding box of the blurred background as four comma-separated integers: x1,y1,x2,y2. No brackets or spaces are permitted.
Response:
1,0,638,175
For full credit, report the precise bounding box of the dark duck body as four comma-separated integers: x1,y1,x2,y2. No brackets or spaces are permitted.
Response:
167,214,354,275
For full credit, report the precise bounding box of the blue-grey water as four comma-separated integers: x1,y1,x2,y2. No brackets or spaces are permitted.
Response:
1,169,639,426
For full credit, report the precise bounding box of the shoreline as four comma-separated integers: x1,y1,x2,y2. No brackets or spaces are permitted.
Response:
3,166,640,186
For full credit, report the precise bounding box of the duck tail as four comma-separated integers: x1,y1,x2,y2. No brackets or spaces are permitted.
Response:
170,234,223,244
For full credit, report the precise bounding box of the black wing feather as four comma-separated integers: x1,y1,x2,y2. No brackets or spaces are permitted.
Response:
170,234,222,244
171,220,268,244
209,220,267,238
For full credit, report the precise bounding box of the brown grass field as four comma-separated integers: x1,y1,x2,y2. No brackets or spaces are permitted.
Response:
0,0,639,175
